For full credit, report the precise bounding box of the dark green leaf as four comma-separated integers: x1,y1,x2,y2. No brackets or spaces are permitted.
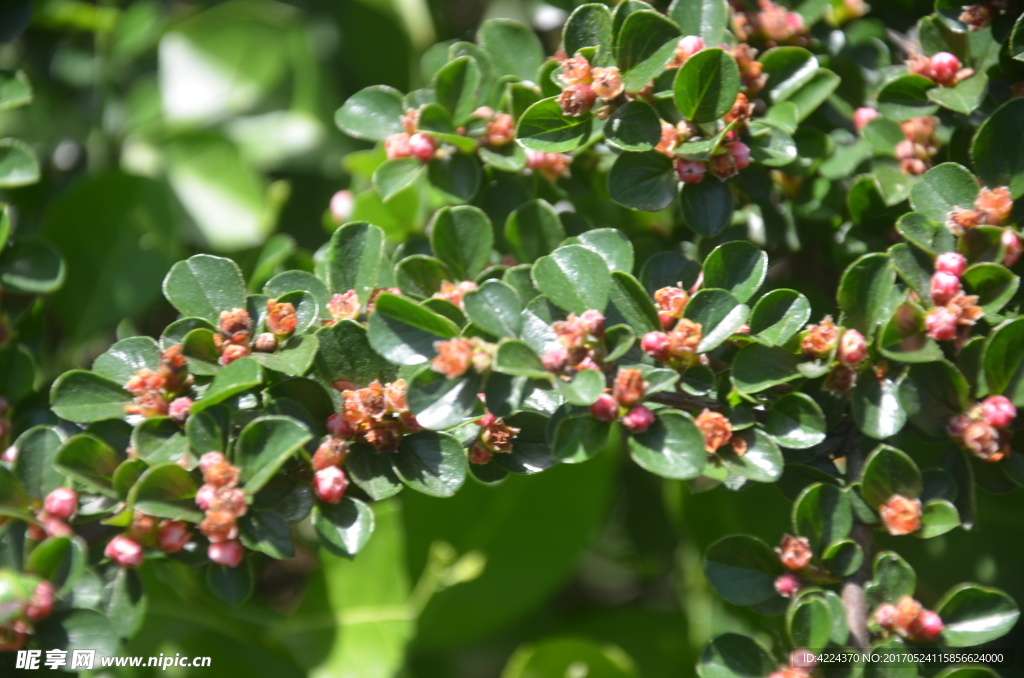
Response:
838,253,897,337
617,10,681,91
128,463,202,522
313,497,376,558
683,288,749,353
604,100,662,152
878,301,943,363
434,56,480,125
391,431,467,497
430,205,494,279
607,270,661,335
673,48,740,123
532,245,611,315
53,435,121,496
899,360,970,436
374,158,424,201
516,97,593,153
861,445,923,508
787,595,833,649
368,293,460,365
896,212,955,255
877,74,938,121
478,19,544,80
13,427,65,500
131,417,189,466
163,254,247,323
407,367,481,430
702,242,767,303
908,163,979,223
494,339,550,379
680,178,734,238
0,237,64,294
767,393,826,449
315,319,387,386
971,97,1024,199
190,357,263,414
703,536,783,606
793,483,852,550
563,4,614,59
236,416,312,494
731,343,801,393
607,151,678,212
749,289,810,346
983,318,1024,407
505,199,566,264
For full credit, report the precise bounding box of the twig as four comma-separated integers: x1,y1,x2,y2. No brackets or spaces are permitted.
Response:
842,443,872,651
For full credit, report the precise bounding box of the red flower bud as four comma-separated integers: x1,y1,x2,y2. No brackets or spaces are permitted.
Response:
330,190,353,224
659,313,677,330
675,35,705,63
25,581,55,621
157,520,191,553
253,332,278,353
105,535,144,568
837,330,867,366
579,309,605,338
477,413,496,428
312,437,348,470
41,516,73,538
43,487,78,520
982,395,1016,429
935,252,966,277
1003,229,1022,267
929,52,961,86
908,609,944,642
925,306,958,341
930,271,961,305
195,484,216,511
590,393,620,422
314,466,348,504
774,573,803,598
726,141,751,170
326,413,354,438
874,602,898,629
468,442,493,465
641,331,672,361
408,132,437,162
622,405,655,433
853,107,879,131
208,539,244,568
675,159,707,184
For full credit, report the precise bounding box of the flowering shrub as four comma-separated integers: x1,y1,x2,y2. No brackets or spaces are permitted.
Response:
3,0,1024,672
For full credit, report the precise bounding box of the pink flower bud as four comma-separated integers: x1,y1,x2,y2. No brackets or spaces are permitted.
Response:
659,313,677,330
43,488,78,520
42,516,73,538
641,331,672,361
542,347,570,373
157,520,191,553
105,535,144,568
326,413,354,438
909,609,944,642
935,252,967,278
930,271,961,305
408,132,437,162
982,395,1016,429
198,452,226,472
726,141,751,170
675,35,705,63
774,572,803,598
253,333,278,353
468,442,493,465
880,494,922,535
622,405,655,433
477,413,496,428
557,83,597,117
1,445,16,463
1003,229,1022,267
312,437,348,471
837,330,867,366
926,306,958,341
590,393,620,422
675,159,707,184
25,581,55,621
929,52,961,86
168,397,193,424
330,190,353,224
384,133,412,159
313,466,348,504
208,539,244,568
579,309,605,338
853,107,879,131
874,602,898,629
195,484,216,511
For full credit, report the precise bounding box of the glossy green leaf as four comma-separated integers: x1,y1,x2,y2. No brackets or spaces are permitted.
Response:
853,376,907,439
479,19,544,80
702,242,767,304
937,584,1020,647
533,245,611,315
563,4,614,59
494,339,550,379
505,199,566,264
407,367,481,430
963,264,1019,316
13,427,65,500
680,178,734,238
983,318,1024,407
927,73,987,115
190,357,263,414
516,97,593,153
878,300,943,363
877,74,938,121
335,85,405,142
767,393,826,449
972,97,1024,199
683,288,749,353
315,319,387,387
617,10,681,92
909,163,979,223
50,370,130,423
374,158,424,201
719,428,784,483
434,56,480,125
368,293,460,365
731,343,801,393
128,463,202,522
604,100,662,152
865,551,916,606
163,254,246,323
703,536,783,606
463,280,523,339
918,498,959,538
430,205,493,280
673,48,740,123
838,253,897,337
0,138,39,187
0,71,31,111
607,150,678,212
896,212,955,255
131,417,189,466
749,289,810,346
0,237,65,294
555,369,605,406
391,431,467,497
899,360,970,436
668,0,727,45
861,445,923,508
794,483,852,550
697,634,775,678
787,595,833,649
312,497,375,558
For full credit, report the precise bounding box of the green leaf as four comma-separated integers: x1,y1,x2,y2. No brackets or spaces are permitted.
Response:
607,271,661,335
430,205,493,280
793,483,852,551
26,537,85,596
552,414,613,463
104,566,147,638
673,48,740,123
128,463,202,522
555,369,605,406
191,357,263,414
747,121,797,167
668,0,727,45
680,178,734,238
640,251,701,295
703,536,783,606
368,292,460,365
899,360,970,436
346,444,404,501
494,339,550,379
463,281,523,339
52,434,121,496
928,72,987,115
702,242,768,303
720,428,783,483
312,497,375,558
92,337,161,385
374,158,424,201
909,163,979,223
579,229,635,274
861,445,923,508
0,71,32,111
34,609,118,658
407,367,481,430
749,289,811,346
113,459,148,500
731,343,801,394
963,263,1019,316
505,199,566,264
605,100,662,152
391,431,467,497
698,634,775,678
0,345,33,406
335,85,406,142
131,417,189,466
918,498,959,538
428,152,482,202
395,255,449,298
838,253,897,337
50,370,130,423
0,138,39,187
13,427,65,500
767,393,826,449
264,271,331,312
0,237,65,294
503,637,638,678
604,324,635,361
983,317,1024,407
434,56,480,125
683,288,749,353
161,317,215,349
315,319,387,387
516,97,593,153
971,97,1024,199
865,551,916,606
629,410,706,479
616,10,681,92
759,47,819,103
822,540,864,577
878,300,943,363
180,327,221,375
250,334,320,377
937,584,1020,647
479,19,544,80
877,74,938,121
853,376,907,439
236,416,312,494
896,212,955,255
889,242,933,305
532,245,611,315
207,560,253,606
163,254,247,323
778,69,839,122
563,4,614,59
787,595,833,649
607,150,678,212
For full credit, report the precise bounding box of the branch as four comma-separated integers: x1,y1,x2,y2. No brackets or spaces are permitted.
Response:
648,390,721,411
841,442,872,651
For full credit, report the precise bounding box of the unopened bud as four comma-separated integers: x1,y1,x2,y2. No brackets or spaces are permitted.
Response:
408,132,437,162
837,330,867,366
157,520,191,553
561,55,592,85
253,332,278,353
1003,229,1022,267
327,413,354,438
982,395,1016,429
43,488,78,520
874,602,898,629
641,331,672,361
579,309,605,338
105,535,144,568
591,66,624,100
25,581,55,621
774,573,803,598
168,396,192,424
777,534,813,571
313,466,348,504
675,159,707,184
542,346,570,373
935,251,966,277
675,35,705,63
590,393,620,422
925,306,958,341
312,437,349,470
929,52,961,86
930,271,961,305
909,609,944,642
726,141,751,170
208,539,244,568
330,190,353,224
880,494,922,535
385,132,412,159
622,405,655,433
853,107,879,131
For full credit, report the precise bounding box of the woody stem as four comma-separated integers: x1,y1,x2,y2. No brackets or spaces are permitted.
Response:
842,443,872,651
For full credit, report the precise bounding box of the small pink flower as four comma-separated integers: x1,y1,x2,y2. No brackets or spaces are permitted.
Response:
313,466,348,504
590,394,620,422
195,484,217,511
1,445,17,463
198,452,226,472
326,414,354,438
853,107,879,131
837,330,867,365
25,581,55,621
157,520,191,553
726,141,751,170
579,310,605,338
168,397,193,424
925,306,958,341
641,332,671,361
909,609,944,642
105,535,145,568
929,52,961,86
675,159,706,184
330,190,353,224
982,395,1016,429
930,271,961,305
41,516,73,538
384,132,412,159
558,83,597,117
43,488,78,520
935,252,966,278
622,405,655,433
874,602,898,629
208,540,244,568
1003,230,1022,267
542,347,570,373
408,133,437,162
774,572,803,598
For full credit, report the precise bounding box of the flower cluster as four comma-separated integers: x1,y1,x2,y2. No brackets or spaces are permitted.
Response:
0,574,56,651
384,109,438,162
432,338,496,380
555,55,624,118
214,302,296,365
26,488,78,541
733,0,808,46
873,596,944,642
194,452,246,568
895,116,940,175
588,368,656,433
773,534,812,597
907,51,973,88
468,409,521,464
525,149,572,180
330,379,420,452
124,345,193,420
947,395,1016,462
432,280,479,308
544,310,607,374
